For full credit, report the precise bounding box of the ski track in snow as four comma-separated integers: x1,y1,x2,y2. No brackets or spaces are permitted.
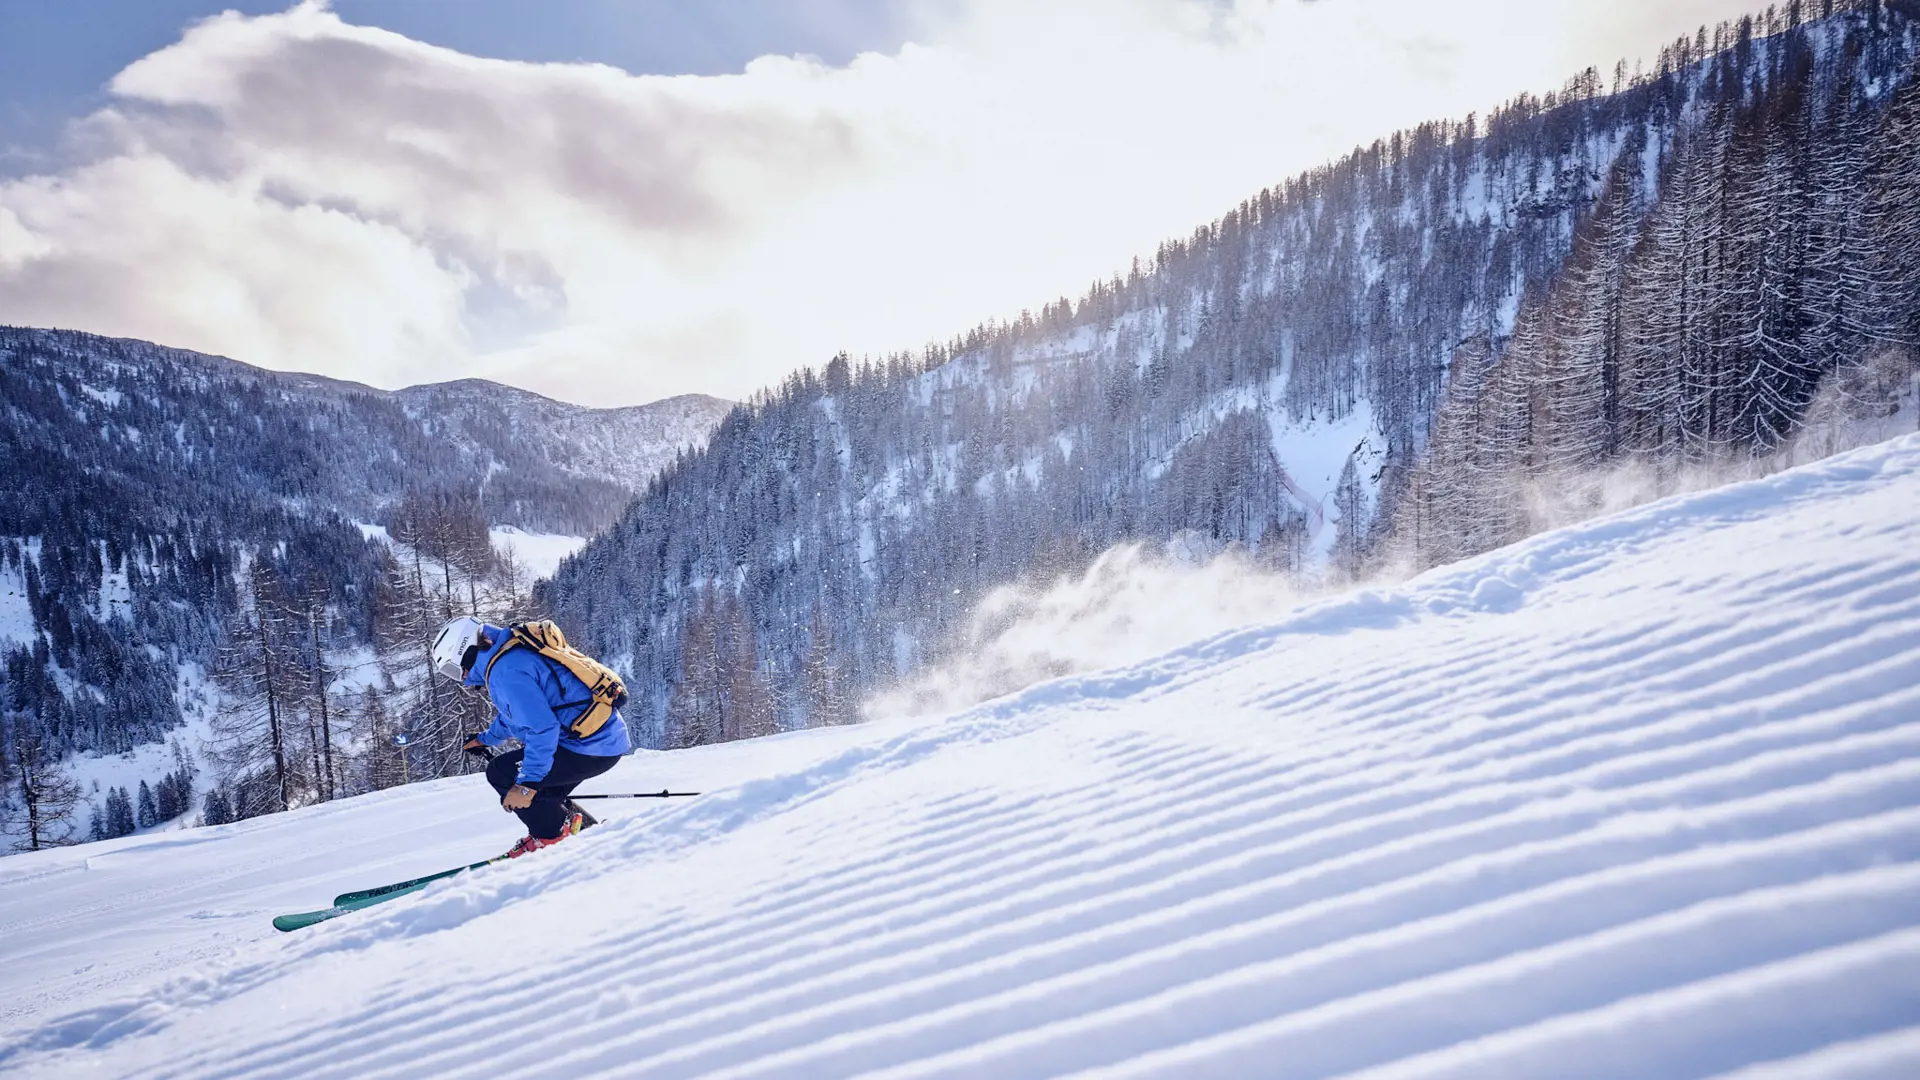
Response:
4,435,1920,1078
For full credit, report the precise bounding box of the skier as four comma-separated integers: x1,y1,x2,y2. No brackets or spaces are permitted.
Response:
431,616,631,858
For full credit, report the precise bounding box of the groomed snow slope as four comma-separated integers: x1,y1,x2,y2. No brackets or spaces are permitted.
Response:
6,435,1920,1078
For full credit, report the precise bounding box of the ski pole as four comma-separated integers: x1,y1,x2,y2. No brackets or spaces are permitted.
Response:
569,790,700,799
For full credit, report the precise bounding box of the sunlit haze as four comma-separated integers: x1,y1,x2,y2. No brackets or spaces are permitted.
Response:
0,0,1775,406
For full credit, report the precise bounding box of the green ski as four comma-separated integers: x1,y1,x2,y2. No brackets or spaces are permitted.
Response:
274,856,511,931
272,880,440,931
279,803,601,930
332,859,499,906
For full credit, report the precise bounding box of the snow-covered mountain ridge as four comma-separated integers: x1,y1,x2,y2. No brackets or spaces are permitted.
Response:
5,327,732,510
393,377,731,499
5,431,1917,1077
0,325,731,769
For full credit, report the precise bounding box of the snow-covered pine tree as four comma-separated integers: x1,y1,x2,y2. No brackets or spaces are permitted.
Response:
155,773,177,821
106,786,134,838
202,789,232,827
1330,457,1371,581
153,742,195,822
665,596,724,749
722,596,778,741
802,605,857,726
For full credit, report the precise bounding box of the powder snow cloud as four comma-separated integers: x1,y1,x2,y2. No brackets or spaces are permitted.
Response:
0,0,1772,405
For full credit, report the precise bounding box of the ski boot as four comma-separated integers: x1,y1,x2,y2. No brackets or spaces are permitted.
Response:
501,831,569,859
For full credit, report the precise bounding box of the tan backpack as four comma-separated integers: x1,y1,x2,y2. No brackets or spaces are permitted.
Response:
483,620,628,738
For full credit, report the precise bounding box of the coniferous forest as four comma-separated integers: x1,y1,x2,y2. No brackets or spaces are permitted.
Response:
541,2,1920,748
6,2,1920,845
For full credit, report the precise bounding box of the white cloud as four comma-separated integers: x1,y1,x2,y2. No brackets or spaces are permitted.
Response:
0,0,1774,404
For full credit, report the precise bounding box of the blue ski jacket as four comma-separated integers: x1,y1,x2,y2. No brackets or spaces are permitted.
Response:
466,623,630,784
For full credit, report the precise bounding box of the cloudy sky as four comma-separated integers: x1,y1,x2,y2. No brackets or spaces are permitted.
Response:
0,0,1775,407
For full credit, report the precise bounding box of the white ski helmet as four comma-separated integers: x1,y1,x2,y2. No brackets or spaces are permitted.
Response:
431,616,486,683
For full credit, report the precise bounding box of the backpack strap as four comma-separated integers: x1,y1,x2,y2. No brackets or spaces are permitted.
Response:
529,651,598,723
480,625,529,688
481,625,612,738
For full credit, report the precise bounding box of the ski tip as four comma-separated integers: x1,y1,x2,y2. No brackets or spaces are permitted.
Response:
272,909,343,932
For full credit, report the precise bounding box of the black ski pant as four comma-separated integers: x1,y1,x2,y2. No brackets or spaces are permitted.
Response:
486,746,620,839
